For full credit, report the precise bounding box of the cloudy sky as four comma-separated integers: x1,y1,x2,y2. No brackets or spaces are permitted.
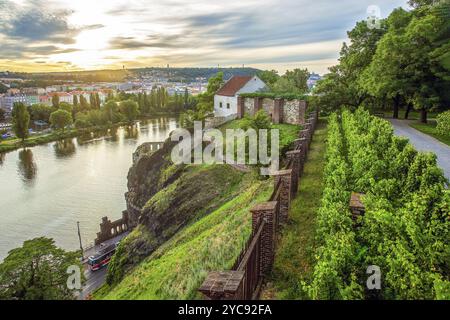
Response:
0,0,408,74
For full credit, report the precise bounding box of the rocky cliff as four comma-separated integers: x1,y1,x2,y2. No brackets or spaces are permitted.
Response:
107,141,246,285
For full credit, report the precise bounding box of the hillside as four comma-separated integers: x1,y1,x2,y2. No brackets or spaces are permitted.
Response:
94,120,300,299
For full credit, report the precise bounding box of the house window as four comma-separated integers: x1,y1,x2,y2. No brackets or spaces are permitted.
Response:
226,103,230,109
219,102,223,108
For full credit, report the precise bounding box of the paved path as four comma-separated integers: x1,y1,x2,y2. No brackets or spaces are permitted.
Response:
389,119,450,181
79,231,130,299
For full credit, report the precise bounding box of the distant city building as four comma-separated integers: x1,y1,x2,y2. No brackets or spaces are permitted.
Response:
214,75,268,118
307,73,322,90
0,95,27,111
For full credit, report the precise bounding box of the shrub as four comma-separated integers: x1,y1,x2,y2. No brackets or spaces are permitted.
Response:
436,111,450,136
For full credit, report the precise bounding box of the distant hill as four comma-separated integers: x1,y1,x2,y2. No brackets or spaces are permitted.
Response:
1,67,262,84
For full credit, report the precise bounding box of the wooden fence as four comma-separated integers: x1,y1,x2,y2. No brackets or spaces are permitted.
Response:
199,108,319,300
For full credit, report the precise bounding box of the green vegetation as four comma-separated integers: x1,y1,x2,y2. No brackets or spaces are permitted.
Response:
239,92,308,101
262,119,328,299
305,109,449,300
436,110,450,136
256,68,310,95
0,237,83,300
94,115,301,299
96,171,273,300
311,1,450,122
11,102,30,142
410,121,450,147
49,109,73,132
220,117,300,154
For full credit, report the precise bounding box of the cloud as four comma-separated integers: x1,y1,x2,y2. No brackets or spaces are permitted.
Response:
0,0,410,73
0,1,76,43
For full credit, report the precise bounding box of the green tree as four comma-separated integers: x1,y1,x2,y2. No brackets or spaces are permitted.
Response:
59,102,73,114
0,237,83,300
49,109,72,132
80,95,89,110
257,70,280,88
95,92,101,108
29,104,53,122
119,100,139,122
52,95,60,108
196,72,224,114
0,108,5,121
184,88,189,108
11,102,30,142
104,100,122,123
73,95,78,107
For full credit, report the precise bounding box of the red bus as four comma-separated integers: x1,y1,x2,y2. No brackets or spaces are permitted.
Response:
87,242,118,271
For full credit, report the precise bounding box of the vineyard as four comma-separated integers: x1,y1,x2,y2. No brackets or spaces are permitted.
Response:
306,109,449,300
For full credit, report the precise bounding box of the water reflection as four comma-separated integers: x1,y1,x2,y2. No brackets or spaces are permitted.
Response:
124,125,139,140
0,117,178,260
17,149,37,183
0,153,5,166
54,139,76,158
108,127,119,142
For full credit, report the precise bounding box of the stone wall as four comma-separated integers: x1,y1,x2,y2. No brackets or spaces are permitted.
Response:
244,98,255,117
95,211,130,245
199,108,319,300
262,98,275,118
238,97,307,125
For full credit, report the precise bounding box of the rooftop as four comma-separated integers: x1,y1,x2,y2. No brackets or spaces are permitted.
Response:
216,76,253,97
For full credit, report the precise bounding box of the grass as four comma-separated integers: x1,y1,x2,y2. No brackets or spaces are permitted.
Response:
93,118,302,300
261,119,328,300
410,121,450,147
220,119,301,154
95,171,273,300
372,108,439,120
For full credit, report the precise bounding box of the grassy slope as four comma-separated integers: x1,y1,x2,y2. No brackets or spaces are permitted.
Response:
410,121,450,147
95,119,301,300
261,119,328,299
220,119,301,152
96,172,272,300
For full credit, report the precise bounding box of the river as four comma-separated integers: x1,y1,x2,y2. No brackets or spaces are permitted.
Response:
0,117,178,261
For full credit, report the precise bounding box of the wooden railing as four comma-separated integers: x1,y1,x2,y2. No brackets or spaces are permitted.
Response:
199,108,319,300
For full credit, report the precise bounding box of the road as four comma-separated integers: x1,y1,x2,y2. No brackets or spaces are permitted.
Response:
79,231,130,300
389,119,450,181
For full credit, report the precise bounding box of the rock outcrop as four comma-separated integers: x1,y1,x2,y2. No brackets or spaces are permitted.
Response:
107,140,246,285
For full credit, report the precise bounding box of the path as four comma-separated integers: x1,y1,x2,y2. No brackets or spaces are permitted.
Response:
79,231,130,300
261,120,328,299
389,119,450,181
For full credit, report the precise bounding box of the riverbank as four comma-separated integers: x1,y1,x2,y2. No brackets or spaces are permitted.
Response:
0,114,180,154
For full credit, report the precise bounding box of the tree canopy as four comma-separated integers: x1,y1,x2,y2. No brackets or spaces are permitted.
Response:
0,237,83,300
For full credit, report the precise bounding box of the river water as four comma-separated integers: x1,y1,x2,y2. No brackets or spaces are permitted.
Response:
0,117,178,261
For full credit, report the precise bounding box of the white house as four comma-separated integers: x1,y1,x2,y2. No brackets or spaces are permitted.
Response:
214,75,267,118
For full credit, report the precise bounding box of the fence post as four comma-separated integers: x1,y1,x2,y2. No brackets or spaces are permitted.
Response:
286,150,301,196
273,169,293,223
250,201,277,275
254,97,263,113
237,96,245,119
299,100,307,125
199,271,245,300
294,138,308,173
273,98,283,124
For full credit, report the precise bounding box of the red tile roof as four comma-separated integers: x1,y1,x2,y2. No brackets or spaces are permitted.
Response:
216,76,253,97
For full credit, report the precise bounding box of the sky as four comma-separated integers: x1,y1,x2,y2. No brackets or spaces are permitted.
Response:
0,0,409,74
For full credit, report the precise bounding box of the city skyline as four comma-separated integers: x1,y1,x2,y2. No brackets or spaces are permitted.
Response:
1,0,408,74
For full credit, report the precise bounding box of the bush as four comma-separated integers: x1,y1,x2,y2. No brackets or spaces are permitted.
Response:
436,111,450,136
